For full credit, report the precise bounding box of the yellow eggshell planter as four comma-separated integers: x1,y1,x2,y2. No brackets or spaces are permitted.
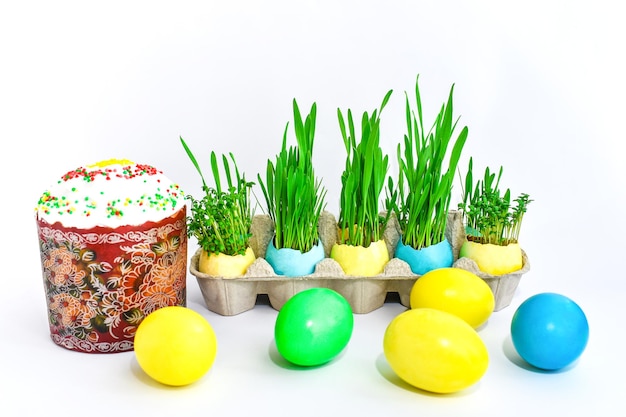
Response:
330,239,390,277
459,241,522,275
198,247,256,278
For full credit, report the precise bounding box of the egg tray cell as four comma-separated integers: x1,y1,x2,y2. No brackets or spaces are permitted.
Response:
189,211,529,316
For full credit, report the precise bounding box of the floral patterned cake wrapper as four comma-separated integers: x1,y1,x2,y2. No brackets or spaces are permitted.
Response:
36,207,187,353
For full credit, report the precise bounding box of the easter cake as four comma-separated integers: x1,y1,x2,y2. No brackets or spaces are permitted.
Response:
35,159,187,353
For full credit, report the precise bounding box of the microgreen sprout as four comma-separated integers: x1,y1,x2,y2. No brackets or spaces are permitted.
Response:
458,157,532,245
180,136,254,256
337,89,394,247
387,75,468,249
258,99,327,252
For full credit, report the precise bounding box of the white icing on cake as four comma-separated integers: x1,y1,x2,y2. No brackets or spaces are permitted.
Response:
35,159,185,229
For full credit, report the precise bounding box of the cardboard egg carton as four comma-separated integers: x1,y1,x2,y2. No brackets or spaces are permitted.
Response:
190,211,468,315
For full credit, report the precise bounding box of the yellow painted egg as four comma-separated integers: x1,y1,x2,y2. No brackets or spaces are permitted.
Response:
410,267,494,328
134,306,217,386
383,308,489,394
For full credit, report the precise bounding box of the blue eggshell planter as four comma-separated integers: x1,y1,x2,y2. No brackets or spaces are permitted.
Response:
265,239,325,277
395,238,453,275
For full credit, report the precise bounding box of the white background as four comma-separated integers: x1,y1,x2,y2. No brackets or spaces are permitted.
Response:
1,0,625,415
